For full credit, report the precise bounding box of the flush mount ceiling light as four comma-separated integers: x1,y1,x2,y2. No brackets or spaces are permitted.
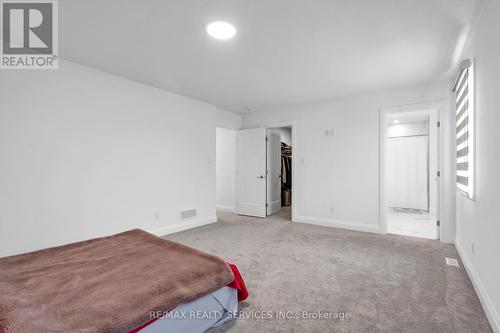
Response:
206,21,236,40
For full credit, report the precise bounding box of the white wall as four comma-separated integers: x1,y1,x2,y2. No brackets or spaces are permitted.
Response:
216,108,242,130
242,82,451,235
216,127,237,211
455,0,500,330
0,60,217,257
387,121,428,137
214,109,241,212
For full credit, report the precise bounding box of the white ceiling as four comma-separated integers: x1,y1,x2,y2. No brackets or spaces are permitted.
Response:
60,0,483,113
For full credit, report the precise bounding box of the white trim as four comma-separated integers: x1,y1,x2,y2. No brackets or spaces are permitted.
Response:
216,205,235,212
294,215,383,234
456,242,500,332
266,129,283,215
148,216,217,237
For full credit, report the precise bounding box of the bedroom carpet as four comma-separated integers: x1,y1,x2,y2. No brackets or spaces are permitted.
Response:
164,209,492,333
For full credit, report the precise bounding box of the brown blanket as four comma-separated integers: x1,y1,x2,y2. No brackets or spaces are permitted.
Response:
0,229,234,333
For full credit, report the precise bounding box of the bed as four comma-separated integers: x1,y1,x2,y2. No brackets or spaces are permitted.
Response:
0,229,247,333
133,286,237,333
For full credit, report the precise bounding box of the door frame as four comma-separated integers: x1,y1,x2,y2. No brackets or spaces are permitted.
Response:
379,101,448,241
266,129,282,215
259,121,297,221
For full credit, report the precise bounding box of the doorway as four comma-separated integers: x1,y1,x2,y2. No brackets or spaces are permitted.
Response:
382,110,439,239
266,126,292,220
230,125,294,221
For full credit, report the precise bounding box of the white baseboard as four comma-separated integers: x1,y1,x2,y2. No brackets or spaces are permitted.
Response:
294,215,383,234
216,205,235,213
456,241,500,332
148,216,217,237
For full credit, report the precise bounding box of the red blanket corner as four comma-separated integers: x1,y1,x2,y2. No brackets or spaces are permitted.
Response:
227,262,249,301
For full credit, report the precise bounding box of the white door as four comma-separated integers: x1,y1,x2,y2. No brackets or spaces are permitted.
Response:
236,128,267,217
267,131,282,215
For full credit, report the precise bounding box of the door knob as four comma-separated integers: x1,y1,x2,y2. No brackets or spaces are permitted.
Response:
257,175,264,179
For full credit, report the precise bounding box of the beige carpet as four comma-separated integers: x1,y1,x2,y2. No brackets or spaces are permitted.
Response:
164,209,491,332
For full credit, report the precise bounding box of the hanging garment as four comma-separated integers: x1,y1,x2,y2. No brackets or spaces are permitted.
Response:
287,156,292,188
281,156,287,185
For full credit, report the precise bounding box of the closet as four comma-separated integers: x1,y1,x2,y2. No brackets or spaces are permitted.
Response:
281,142,292,206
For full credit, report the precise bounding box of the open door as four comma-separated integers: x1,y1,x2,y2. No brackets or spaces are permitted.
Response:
236,128,267,217
266,130,282,215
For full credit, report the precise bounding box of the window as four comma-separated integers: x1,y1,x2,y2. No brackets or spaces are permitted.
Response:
453,59,475,199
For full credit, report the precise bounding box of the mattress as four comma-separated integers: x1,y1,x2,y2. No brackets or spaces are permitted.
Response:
138,286,238,333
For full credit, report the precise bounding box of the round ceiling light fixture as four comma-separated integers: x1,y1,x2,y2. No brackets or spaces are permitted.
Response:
206,21,236,40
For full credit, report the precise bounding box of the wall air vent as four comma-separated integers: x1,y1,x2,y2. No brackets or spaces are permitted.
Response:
180,209,197,220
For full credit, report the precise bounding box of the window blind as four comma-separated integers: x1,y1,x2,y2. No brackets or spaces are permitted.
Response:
452,59,474,199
